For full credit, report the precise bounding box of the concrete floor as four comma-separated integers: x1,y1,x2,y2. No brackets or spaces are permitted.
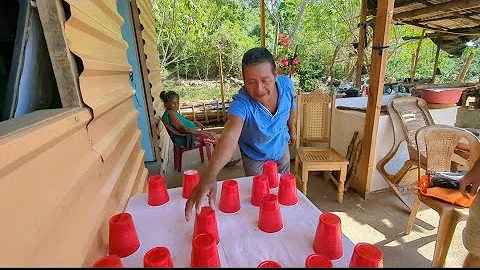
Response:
145,144,468,268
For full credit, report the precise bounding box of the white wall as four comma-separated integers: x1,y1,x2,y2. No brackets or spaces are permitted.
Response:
331,96,459,192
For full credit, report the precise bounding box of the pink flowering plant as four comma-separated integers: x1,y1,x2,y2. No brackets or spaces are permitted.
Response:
276,33,301,76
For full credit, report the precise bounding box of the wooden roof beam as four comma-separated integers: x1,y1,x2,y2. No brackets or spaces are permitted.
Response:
394,0,480,20
458,13,480,24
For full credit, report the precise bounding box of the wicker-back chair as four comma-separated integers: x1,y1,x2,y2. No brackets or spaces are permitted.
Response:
293,90,349,203
405,124,480,267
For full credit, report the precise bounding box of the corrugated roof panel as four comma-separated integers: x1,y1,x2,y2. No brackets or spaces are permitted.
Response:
67,1,124,38
89,101,140,162
63,0,147,261
428,18,478,29
137,0,169,173
393,2,427,15
65,4,134,118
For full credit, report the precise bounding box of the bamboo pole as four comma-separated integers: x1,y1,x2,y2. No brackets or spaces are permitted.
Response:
458,52,475,82
431,45,441,83
355,0,368,88
410,29,426,83
355,0,395,198
218,48,226,123
260,0,266,47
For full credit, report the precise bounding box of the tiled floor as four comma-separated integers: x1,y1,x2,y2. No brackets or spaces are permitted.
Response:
145,144,468,268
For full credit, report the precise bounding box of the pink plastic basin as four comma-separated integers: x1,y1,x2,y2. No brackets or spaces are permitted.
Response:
420,88,464,104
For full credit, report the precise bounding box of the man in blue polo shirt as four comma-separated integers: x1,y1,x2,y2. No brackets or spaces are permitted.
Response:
185,47,297,220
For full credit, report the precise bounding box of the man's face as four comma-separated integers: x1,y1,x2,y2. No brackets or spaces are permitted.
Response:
242,62,277,104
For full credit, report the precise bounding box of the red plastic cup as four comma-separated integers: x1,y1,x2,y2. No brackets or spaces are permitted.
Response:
349,243,383,268
92,255,123,268
305,253,333,268
257,260,282,268
148,174,170,206
219,179,241,213
182,169,200,199
193,206,220,244
278,173,298,206
109,212,140,258
190,232,221,268
313,212,343,260
144,246,174,268
258,194,283,233
251,175,270,207
263,161,279,188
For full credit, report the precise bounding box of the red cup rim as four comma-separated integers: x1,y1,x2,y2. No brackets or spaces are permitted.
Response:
144,247,171,265
184,169,199,175
355,243,383,261
305,254,332,268
257,260,282,268
193,233,215,250
223,179,238,187
148,175,165,188
254,175,269,182
320,212,341,226
93,255,122,267
264,160,276,166
280,173,295,181
262,194,278,203
199,206,215,217
110,213,132,226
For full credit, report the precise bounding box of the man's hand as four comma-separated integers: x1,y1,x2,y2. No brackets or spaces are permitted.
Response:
185,173,217,222
185,115,244,222
200,131,217,140
459,159,480,199
194,121,205,130
288,129,297,145
459,174,479,199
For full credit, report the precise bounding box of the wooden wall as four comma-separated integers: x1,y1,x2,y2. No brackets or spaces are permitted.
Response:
0,0,148,266
136,0,170,174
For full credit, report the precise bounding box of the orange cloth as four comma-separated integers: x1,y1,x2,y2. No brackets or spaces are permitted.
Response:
418,175,476,208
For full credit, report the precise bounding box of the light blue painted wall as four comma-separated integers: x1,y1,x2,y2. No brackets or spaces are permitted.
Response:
117,0,155,162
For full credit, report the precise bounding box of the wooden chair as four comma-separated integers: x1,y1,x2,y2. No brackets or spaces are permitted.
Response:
159,117,212,172
377,97,434,211
405,124,480,267
293,90,349,203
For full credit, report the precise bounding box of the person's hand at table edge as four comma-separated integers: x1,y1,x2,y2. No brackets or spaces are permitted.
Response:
185,172,217,222
184,115,244,222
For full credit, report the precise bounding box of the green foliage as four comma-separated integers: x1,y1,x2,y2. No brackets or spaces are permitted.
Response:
154,0,480,101
163,81,239,102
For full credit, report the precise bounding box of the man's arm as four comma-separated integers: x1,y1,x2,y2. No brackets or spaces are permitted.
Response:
168,111,215,139
185,115,244,221
288,109,296,145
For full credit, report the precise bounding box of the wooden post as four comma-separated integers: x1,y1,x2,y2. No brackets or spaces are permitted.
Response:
191,104,196,121
260,0,266,47
355,0,368,88
36,0,82,108
218,49,226,123
203,102,209,124
129,0,162,161
431,45,440,83
410,29,426,83
355,0,394,199
458,52,475,82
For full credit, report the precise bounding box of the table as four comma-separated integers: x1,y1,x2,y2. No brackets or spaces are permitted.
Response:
122,176,355,267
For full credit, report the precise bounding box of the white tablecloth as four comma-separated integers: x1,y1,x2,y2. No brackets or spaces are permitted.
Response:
122,176,355,267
